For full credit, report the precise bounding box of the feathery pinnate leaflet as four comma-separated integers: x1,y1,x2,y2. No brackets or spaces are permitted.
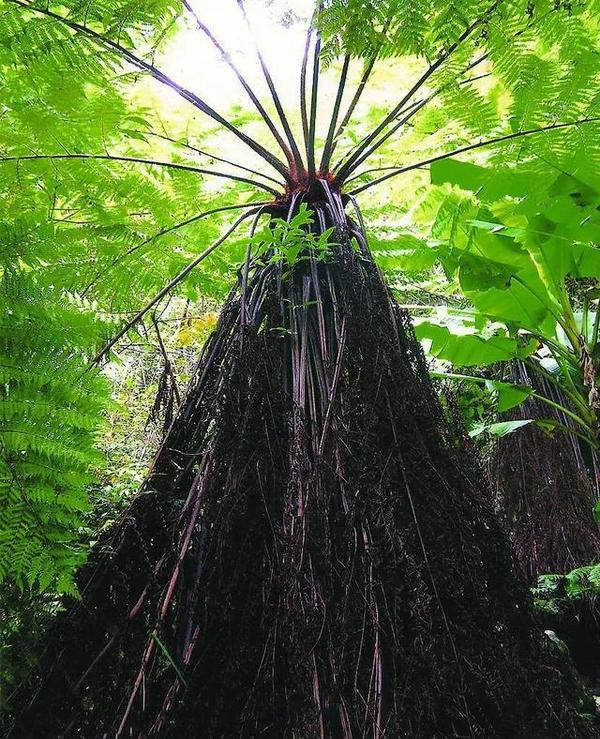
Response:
0,0,599,595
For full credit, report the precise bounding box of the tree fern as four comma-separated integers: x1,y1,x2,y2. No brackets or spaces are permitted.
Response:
0,0,599,734
0,0,599,596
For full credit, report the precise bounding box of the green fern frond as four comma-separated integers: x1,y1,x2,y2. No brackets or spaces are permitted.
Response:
0,270,109,592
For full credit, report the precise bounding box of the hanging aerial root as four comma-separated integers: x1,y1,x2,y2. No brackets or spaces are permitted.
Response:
7,184,599,739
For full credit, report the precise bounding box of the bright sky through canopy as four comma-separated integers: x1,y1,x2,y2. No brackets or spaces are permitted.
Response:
163,0,312,110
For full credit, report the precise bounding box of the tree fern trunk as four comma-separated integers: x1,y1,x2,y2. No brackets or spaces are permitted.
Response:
489,360,600,583
9,186,599,738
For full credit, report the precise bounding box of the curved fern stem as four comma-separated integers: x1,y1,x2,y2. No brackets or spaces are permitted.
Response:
333,97,425,177
307,31,322,180
327,40,384,165
236,0,306,178
349,117,600,195
344,53,490,175
90,207,263,366
151,312,181,405
335,3,498,183
343,4,553,178
0,153,281,195
138,130,284,186
319,55,350,173
181,0,296,173
7,0,293,183
300,14,316,168
82,200,272,296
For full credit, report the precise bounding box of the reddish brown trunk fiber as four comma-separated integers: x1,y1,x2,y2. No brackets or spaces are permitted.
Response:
490,361,600,583
7,187,599,738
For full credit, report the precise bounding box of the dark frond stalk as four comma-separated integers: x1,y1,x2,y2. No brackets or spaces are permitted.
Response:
318,54,350,173
181,0,297,173
236,0,306,178
7,0,292,183
307,33,322,180
342,3,555,178
89,208,261,366
326,53,377,165
349,117,600,194
344,53,490,176
334,4,498,184
140,130,284,185
327,12,399,167
327,10,393,164
0,153,281,195
151,312,181,405
300,15,315,168
82,200,272,296
334,96,426,177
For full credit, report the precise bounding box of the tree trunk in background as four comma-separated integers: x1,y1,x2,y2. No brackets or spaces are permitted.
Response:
9,191,599,738
490,360,600,583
